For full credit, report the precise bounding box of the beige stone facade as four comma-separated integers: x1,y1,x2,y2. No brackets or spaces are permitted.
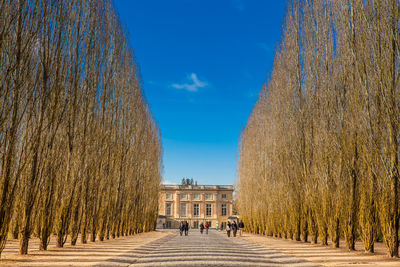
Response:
157,184,234,229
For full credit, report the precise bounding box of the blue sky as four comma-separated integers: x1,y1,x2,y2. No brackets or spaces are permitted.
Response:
114,0,286,185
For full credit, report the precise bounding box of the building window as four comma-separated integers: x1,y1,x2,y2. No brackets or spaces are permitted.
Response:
194,194,199,199
193,203,199,216
181,194,186,199
180,203,186,217
206,204,212,216
206,194,212,200
222,194,227,199
221,204,227,216
166,193,171,199
166,203,171,216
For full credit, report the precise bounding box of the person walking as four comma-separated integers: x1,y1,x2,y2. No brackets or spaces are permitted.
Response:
184,221,189,236
226,221,231,237
238,220,244,236
205,222,209,234
179,221,184,236
232,221,238,237
200,223,204,234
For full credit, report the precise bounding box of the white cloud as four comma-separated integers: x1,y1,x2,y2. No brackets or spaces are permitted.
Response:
257,42,272,53
171,73,208,92
232,0,245,11
246,90,259,98
162,179,174,185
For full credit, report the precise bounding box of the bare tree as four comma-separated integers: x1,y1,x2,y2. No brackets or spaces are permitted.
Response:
237,0,400,258
0,0,162,257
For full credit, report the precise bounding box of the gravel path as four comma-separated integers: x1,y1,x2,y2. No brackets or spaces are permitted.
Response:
126,230,317,267
0,231,169,266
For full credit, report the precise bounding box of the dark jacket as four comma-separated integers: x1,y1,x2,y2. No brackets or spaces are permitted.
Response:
232,222,238,231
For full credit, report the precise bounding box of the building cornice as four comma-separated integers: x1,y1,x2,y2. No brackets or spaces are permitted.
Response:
161,184,233,191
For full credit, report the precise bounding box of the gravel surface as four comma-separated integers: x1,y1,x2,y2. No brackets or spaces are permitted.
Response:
240,232,400,266
125,230,317,267
0,231,169,266
0,230,320,266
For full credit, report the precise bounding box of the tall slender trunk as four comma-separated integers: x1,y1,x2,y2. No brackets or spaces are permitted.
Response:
20,107,44,255
295,216,301,241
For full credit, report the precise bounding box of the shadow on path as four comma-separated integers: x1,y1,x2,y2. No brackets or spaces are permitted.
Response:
122,230,317,267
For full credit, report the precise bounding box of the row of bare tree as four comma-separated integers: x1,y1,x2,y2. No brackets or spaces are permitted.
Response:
0,0,162,257
237,0,399,257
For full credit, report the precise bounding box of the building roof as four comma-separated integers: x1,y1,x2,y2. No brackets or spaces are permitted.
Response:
161,184,233,191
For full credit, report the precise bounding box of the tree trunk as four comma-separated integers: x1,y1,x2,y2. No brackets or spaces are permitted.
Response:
12,221,19,239
91,227,96,242
19,235,29,255
81,225,87,244
332,218,340,248
302,217,308,242
295,217,301,241
19,215,31,255
39,234,49,251
320,225,328,246
56,229,65,248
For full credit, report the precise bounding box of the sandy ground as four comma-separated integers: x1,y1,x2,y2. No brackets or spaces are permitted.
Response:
2,230,399,266
0,231,170,266
238,232,400,266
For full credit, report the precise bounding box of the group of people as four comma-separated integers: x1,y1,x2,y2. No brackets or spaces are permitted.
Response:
226,220,244,237
178,220,245,237
179,221,189,236
199,222,209,234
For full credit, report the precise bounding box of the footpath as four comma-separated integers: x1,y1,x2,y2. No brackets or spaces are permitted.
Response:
239,231,400,266
130,230,316,266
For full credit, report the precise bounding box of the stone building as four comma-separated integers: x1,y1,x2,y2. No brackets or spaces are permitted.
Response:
157,184,234,229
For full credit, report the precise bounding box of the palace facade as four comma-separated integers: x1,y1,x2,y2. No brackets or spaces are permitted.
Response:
157,184,234,229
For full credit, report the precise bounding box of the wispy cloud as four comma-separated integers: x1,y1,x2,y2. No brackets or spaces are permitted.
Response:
146,80,159,85
257,42,272,53
244,71,254,80
232,0,245,11
171,73,208,92
246,90,259,99
162,179,174,185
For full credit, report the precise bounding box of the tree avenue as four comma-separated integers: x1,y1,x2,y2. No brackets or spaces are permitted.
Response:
0,0,161,257
237,0,399,258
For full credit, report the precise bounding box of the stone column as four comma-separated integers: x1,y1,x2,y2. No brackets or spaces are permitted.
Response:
175,193,180,218
213,193,218,219
201,193,205,219
188,193,192,218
